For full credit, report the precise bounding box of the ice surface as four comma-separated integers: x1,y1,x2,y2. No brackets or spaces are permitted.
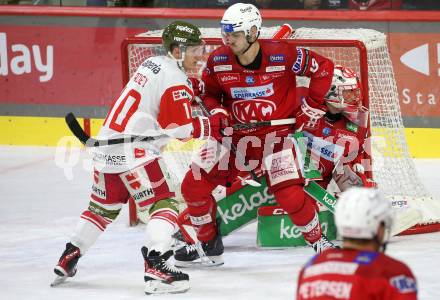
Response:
1,146,439,300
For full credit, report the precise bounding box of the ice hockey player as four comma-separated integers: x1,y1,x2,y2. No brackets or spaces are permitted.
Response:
304,65,375,193
174,2,337,267
296,187,418,300
52,20,226,294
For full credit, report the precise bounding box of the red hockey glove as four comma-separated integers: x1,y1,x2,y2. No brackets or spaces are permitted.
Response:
296,96,326,132
192,111,230,141
189,77,204,97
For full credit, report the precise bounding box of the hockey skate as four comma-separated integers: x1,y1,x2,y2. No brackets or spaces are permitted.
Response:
142,246,190,294
174,234,224,267
51,242,81,287
308,234,338,253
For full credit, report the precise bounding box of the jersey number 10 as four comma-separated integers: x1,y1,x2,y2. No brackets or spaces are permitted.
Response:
104,88,141,132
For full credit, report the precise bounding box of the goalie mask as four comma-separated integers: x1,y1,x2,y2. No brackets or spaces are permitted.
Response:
335,187,394,250
220,3,262,45
325,65,368,127
162,21,205,68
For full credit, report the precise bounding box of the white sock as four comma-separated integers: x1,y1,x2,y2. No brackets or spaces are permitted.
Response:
145,217,176,254
71,217,104,254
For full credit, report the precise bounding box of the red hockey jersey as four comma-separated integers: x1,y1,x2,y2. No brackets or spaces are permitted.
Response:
304,113,369,179
297,248,418,300
201,40,334,136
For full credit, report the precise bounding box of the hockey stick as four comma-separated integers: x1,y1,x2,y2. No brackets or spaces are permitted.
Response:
232,118,296,131
193,96,261,187
304,181,423,236
65,113,165,147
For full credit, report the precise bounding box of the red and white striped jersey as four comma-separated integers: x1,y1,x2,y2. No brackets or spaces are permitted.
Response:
93,56,195,173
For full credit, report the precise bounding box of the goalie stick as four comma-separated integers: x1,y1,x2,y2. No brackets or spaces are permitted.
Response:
304,181,423,236
65,112,166,147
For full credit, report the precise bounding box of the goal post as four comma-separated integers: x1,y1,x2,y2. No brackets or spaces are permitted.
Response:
121,26,440,234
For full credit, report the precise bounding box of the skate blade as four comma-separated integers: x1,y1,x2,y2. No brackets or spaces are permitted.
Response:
144,280,190,294
174,256,224,268
50,276,67,287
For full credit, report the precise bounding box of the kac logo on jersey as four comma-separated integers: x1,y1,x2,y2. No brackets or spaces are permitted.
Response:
245,75,255,85
230,83,274,99
213,55,228,62
232,99,276,123
322,127,332,136
269,54,285,62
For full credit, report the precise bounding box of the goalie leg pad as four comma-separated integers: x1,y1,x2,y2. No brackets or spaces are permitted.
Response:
181,170,218,242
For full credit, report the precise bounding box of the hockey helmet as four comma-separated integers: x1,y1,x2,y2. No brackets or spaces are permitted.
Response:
162,21,203,53
220,3,262,43
325,65,363,110
335,187,394,241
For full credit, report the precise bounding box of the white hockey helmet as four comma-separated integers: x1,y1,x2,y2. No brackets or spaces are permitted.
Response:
220,3,262,43
325,65,363,110
335,187,394,240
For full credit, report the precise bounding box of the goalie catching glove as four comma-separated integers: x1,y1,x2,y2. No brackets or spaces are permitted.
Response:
192,108,231,141
333,163,376,192
295,96,327,132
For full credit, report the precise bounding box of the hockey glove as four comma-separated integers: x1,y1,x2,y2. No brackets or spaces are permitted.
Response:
189,77,205,97
192,110,230,142
333,163,376,192
296,96,326,132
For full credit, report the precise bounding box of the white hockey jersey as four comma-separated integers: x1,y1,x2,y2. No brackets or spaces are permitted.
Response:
92,56,195,173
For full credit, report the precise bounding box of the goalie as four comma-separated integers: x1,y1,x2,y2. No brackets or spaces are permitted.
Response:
304,65,375,195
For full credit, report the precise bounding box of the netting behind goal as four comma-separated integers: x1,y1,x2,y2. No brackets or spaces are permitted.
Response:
121,27,440,234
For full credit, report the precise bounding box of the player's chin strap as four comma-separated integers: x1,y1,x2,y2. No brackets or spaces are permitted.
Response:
241,31,260,55
375,224,391,253
167,47,186,70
